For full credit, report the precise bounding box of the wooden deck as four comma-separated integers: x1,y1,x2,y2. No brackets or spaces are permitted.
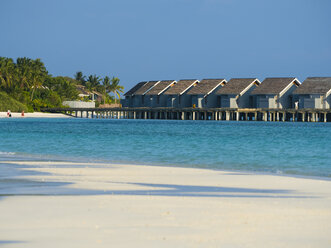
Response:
41,107,331,122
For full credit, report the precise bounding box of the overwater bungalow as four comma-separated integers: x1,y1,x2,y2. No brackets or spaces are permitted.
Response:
123,81,147,107
131,81,160,107
251,77,301,109
293,77,331,109
215,78,260,108
163,79,199,108
186,79,226,108
144,80,177,107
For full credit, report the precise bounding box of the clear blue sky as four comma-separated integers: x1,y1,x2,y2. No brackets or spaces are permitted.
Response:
1,0,330,91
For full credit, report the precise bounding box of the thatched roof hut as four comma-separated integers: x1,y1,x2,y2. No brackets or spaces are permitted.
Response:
251,77,300,95
293,77,331,95
187,79,226,96
163,79,198,95
124,81,147,96
145,80,176,96
216,78,260,95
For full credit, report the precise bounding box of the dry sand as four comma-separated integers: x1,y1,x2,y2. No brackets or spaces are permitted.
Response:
0,112,71,118
0,161,330,248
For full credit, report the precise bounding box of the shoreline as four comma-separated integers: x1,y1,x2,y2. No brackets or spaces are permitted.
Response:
1,154,331,181
0,151,331,181
0,111,72,118
1,160,331,247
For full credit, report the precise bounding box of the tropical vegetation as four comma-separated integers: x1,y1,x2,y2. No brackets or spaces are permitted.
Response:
0,56,124,112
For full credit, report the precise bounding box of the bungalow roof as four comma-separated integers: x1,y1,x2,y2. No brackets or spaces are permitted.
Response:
293,77,331,95
124,81,147,96
163,79,198,95
133,81,160,95
145,80,176,95
186,79,226,96
216,78,260,95
251,77,299,95
76,85,90,95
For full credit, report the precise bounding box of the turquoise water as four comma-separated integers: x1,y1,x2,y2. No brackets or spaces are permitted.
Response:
0,118,330,178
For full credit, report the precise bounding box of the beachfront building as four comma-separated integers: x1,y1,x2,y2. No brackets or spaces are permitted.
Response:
144,80,177,107
129,81,160,107
292,77,331,109
163,79,199,108
123,81,147,107
251,77,301,109
215,78,260,108
186,79,226,108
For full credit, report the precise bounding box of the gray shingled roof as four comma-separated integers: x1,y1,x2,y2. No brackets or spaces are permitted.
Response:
186,79,226,95
163,80,198,95
251,77,298,95
124,81,147,96
145,80,176,95
293,77,331,95
133,81,159,95
216,78,259,95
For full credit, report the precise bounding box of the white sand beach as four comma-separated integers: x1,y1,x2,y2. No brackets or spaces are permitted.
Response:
0,112,71,118
0,161,330,247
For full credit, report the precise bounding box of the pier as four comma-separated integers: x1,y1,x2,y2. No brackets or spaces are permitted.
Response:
42,107,331,122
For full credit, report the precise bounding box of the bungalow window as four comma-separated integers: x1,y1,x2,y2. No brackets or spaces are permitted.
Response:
142,96,144,104
157,95,160,104
179,95,181,104
204,96,208,104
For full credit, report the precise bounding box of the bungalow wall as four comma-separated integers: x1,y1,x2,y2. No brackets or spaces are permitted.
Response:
191,88,223,108
166,95,178,108
124,96,134,107
205,92,220,108
238,85,258,108
219,95,237,108
133,95,145,107
191,95,199,108
166,95,191,108
278,84,298,109
218,85,258,108
297,95,324,109
255,95,277,109
147,95,168,108
255,84,298,109
326,95,331,109
191,94,219,108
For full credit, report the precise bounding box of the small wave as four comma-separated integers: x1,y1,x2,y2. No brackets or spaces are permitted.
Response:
0,151,16,155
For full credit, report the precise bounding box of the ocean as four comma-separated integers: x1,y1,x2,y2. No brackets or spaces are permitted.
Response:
0,118,330,178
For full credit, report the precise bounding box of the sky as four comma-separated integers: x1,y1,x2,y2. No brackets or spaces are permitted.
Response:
1,0,331,91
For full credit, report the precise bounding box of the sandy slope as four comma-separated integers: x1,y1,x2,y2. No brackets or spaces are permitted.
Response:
0,161,330,248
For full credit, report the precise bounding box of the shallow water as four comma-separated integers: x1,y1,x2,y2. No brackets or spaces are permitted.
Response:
0,118,330,177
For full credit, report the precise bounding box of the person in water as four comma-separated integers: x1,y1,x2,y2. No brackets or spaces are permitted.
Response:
7,110,12,117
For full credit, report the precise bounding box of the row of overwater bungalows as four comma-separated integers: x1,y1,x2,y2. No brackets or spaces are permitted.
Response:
123,77,331,109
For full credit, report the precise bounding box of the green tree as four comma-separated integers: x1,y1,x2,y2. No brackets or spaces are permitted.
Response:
16,57,33,89
74,71,86,84
101,76,112,104
0,57,17,92
86,74,101,92
30,59,48,100
109,77,124,104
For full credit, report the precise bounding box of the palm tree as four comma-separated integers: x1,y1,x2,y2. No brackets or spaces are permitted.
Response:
29,59,48,100
109,77,124,104
74,71,86,84
102,76,111,104
87,74,101,91
0,57,17,92
16,57,33,89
